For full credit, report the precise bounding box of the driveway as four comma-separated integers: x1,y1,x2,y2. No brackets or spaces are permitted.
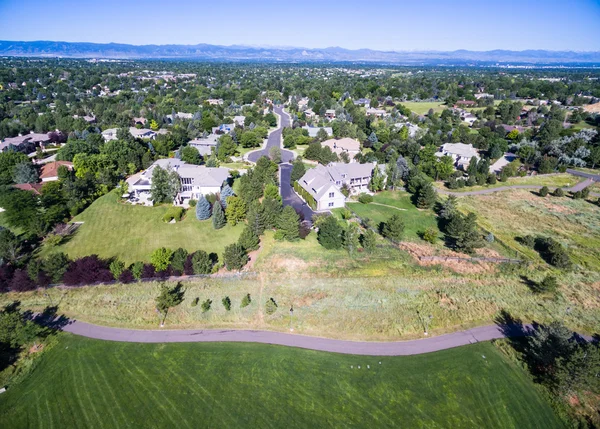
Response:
280,162,315,222
246,105,294,163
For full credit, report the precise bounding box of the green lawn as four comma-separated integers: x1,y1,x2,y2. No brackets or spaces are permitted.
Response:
0,334,562,429
41,191,244,264
398,101,447,115
341,191,439,240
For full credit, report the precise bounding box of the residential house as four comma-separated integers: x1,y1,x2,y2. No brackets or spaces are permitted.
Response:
304,109,316,120
353,98,370,106
188,135,219,156
302,126,332,138
394,122,420,138
206,98,223,106
212,123,235,134
324,109,336,120
126,158,230,205
461,112,478,126
166,112,193,124
13,183,44,195
296,162,377,211
133,117,147,126
0,132,52,152
40,161,74,182
435,143,480,170
366,107,387,117
233,116,246,127
102,127,157,141
489,153,517,174
321,137,361,161
73,114,96,123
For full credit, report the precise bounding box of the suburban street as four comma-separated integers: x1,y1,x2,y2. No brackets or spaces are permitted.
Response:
246,105,294,163
60,319,539,356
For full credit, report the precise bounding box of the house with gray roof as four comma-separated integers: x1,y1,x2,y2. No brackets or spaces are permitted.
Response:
127,158,230,206
302,126,332,138
296,162,377,211
188,135,219,156
102,127,157,141
0,132,51,152
435,143,480,170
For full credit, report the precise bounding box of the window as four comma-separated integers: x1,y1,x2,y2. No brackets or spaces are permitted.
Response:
328,202,334,207
328,192,334,198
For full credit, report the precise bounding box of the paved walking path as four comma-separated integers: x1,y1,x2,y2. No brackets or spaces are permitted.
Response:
61,319,531,356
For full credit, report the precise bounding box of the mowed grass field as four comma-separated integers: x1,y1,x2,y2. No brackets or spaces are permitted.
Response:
0,334,562,429
41,191,244,264
340,190,439,240
398,101,447,115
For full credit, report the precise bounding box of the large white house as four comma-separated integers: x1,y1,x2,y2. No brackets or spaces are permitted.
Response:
126,158,230,205
296,162,377,211
321,138,361,161
188,135,219,156
102,127,157,141
435,143,480,170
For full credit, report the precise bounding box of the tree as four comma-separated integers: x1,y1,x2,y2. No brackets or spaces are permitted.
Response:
225,196,247,226
343,222,361,255
170,248,188,275
274,206,299,241
109,260,125,280
212,201,226,229
12,162,38,184
195,195,211,220
219,184,235,208
422,227,438,244
150,247,173,272
43,252,70,283
439,195,458,220
201,299,212,312
0,229,22,264
150,166,180,204
155,282,185,326
553,187,565,197
290,158,306,182
180,146,202,165
265,298,278,315
368,166,385,192
317,216,343,249
222,296,232,311
361,228,377,251
190,250,213,274
241,293,252,308
536,275,558,294
217,135,238,161
0,152,29,185
539,186,549,197
238,225,260,251
0,302,44,350
269,146,281,163
382,214,405,243
416,182,436,209
223,243,248,271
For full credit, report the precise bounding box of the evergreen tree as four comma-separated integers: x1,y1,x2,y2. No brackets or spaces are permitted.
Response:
170,248,188,275
276,206,300,241
223,243,248,271
361,229,377,252
262,197,282,228
343,222,361,255
439,195,458,220
239,225,260,251
368,166,385,192
247,201,267,236
225,196,247,226
317,216,343,249
220,184,234,208
416,182,437,209
382,214,405,243
212,201,226,229
191,250,212,274
151,166,180,204
290,158,306,182
195,195,211,220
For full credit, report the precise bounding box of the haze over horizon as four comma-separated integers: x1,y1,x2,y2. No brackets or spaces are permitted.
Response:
1,0,600,52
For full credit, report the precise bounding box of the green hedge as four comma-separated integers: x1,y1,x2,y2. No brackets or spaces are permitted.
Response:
163,207,185,223
293,181,317,210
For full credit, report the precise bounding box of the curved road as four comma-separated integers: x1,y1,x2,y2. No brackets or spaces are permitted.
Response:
61,319,530,356
246,105,295,163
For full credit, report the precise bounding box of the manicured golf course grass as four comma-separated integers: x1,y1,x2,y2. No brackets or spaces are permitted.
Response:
0,334,561,428
41,190,244,264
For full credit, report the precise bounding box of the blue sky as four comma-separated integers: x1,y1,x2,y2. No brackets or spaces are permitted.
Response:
1,0,599,51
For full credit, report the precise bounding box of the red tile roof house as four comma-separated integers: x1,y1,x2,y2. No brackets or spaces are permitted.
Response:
39,161,74,182
13,183,44,195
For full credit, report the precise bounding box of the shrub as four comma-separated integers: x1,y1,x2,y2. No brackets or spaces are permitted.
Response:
163,206,185,223
361,229,377,251
63,255,113,286
10,269,36,292
141,263,155,279
131,261,144,280
553,187,565,197
536,275,558,294
170,248,188,275
539,186,549,197
265,298,278,315
119,269,135,284
241,293,252,308
188,199,197,207
42,252,70,284
191,297,199,307
487,174,497,185
519,235,536,248
358,193,373,204
535,237,571,269
150,247,173,272
581,187,590,199
421,227,437,244
201,299,212,313
190,250,214,275
222,296,231,311
340,208,353,220
485,232,495,243
109,259,125,280
223,243,248,271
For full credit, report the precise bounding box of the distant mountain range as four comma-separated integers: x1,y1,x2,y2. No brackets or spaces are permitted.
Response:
1,40,600,65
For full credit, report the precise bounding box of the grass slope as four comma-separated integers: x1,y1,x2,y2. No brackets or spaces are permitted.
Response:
0,334,562,429
42,191,244,264
433,174,578,193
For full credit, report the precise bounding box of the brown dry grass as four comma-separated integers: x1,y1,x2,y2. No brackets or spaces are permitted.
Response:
584,102,600,113
399,242,498,274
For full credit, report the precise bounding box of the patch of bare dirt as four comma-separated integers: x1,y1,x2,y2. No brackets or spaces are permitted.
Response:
584,102,600,113
29,344,44,354
399,242,497,274
268,256,315,273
